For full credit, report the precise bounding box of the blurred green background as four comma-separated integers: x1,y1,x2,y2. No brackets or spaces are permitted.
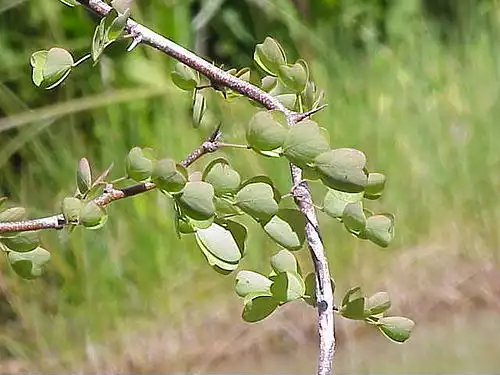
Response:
0,0,499,372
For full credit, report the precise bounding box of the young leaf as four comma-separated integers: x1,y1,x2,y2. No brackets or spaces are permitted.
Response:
246,110,288,152
365,292,391,316
377,317,414,343
1,231,39,253
342,202,366,233
270,271,305,303
152,158,187,193
365,172,386,200
176,182,215,221
261,76,278,91
270,249,298,274
195,222,242,264
253,37,286,76
77,158,92,195
314,148,368,193
80,201,107,230
323,189,364,219
8,247,51,280
126,147,153,182
171,62,199,91
202,158,241,195
42,47,74,89
192,91,206,128
195,234,239,274
235,182,279,222
107,8,130,40
275,94,297,110
61,197,82,225
242,292,279,323
362,214,395,247
282,119,330,168
0,207,26,222
30,50,48,87
278,60,309,93
262,209,306,251
235,270,272,297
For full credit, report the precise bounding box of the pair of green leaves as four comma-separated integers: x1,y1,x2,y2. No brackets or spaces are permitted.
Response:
30,48,75,90
254,37,309,94
0,205,50,280
92,7,130,62
340,287,414,343
61,197,108,230
195,220,247,274
235,250,305,322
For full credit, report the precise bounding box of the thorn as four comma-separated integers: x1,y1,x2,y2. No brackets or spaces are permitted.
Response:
295,104,328,122
208,123,223,142
127,34,142,52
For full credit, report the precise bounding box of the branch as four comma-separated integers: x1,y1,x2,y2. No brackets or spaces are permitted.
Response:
47,2,337,374
0,135,221,233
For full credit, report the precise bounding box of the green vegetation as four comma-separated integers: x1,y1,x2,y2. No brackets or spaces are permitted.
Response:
0,0,499,372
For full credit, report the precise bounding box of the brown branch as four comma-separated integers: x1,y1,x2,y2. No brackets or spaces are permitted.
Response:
0,136,221,233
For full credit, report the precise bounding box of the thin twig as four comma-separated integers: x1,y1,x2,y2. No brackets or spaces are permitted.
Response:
22,2,336,374
0,135,221,233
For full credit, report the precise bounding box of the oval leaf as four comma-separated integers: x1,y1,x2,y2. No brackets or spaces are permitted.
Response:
242,292,279,323
8,247,51,280
126,147,153,182
365,291,391,316
262,209,306,250
283,119,330,167
77,158,92,195
80,201,107,229
176,181,215,221
235,270,272,297
362,214,395,247
0,207,26,222
270,271,305,303
171,62,199,91
246,110,288,152
253,37,286,76
278,60,308,93
323,189,364,219
152,158,187,193
270,249,298,274
365,172,386,200
314,148,368,193
1,231,39,252
42,47,74,89
235,182,279,222
342,202,366,233
202,158,241,195
195,222,241,263
378,316,414,343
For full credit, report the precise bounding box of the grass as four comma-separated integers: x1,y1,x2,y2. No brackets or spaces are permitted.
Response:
0,0,499,372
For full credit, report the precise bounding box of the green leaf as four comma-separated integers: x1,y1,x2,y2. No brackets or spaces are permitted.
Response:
275,94,297,110
342,202,366,233
362,214,395,247
235,182,279,222
365,292,391,316
246,110,288,152
111,0,134,13
107,8,130,40
80,201,107,230
365,172,386,200
42,48,74,89
242,292,279,322
270,249,298,274
195,222,242,264
301,81,322,111
8,247,51,280
92,18,107,62
0,207,26,222
377,317,414,343
314,148,368,193
152,158,187,193
195,234,239,274
340,287,366,320
253,37,286,76
126,147,153,182
202,158,241,195
0,197,7,210
261,76,277,92
176,182,215,221
323,189,364,219
278,60,309,93
1,231,39,253
283,119,330,168
262,209,306,251
58,0,80,6
270,271,305,303
235,270,272,297
342,286,363,307
171,62,199,91
224,220,247,256
214,196,242,216
77,158,92,195
30,50,48,87
192,91,206,128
